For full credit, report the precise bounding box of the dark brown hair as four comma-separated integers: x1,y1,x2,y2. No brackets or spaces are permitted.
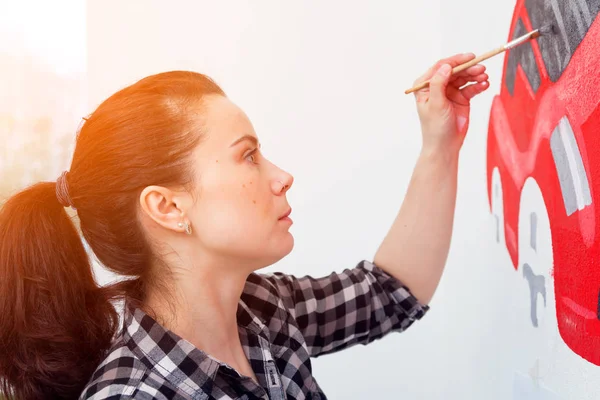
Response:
0,71,225,399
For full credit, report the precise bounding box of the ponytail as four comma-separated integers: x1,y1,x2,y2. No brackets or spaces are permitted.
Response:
0,70,228,398
0,182,119,399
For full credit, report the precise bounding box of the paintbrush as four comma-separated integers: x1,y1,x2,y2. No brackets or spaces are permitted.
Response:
404,24,554,94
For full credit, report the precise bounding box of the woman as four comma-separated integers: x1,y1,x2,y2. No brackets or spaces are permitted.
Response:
0,53,488,399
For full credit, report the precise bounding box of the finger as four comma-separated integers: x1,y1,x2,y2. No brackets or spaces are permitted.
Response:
413,53,476,86
414,53,474,85
448,66,486,88
414,85,430,103
460,81,490,100
449,64,486,82
446,85,469,106
451,77,468,89
451,73,488,89
428,63,453,108
412,53,478,100
460,73,489,84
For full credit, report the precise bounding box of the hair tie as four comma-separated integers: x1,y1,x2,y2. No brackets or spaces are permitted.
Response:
56,171,74,209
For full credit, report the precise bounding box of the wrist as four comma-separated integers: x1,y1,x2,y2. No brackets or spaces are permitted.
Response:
419,144,460,166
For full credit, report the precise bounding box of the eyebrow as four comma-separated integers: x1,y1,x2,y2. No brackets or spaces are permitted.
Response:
229,134,260,148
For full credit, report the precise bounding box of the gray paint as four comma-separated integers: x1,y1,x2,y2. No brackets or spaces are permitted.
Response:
523,263,547,327
550,123,578,215
505,18,542,95
561,117,592,207
495,215,500,243
523,208,547,328
494,182,501,243
550,117,592,215
526,0,600,81
530,212,538,252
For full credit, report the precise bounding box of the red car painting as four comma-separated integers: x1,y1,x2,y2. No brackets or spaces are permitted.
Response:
486,0,600,365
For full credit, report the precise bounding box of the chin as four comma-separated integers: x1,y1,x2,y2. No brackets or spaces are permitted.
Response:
274,233,295,260
281,233,294,256
257,234,294,269
282,230,294,249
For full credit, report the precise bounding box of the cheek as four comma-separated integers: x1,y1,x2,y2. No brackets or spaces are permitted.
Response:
240,180,269,216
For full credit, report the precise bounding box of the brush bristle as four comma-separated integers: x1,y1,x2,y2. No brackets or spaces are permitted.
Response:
538,24,555,35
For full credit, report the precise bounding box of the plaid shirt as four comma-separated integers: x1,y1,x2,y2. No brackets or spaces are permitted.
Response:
80,260,429,399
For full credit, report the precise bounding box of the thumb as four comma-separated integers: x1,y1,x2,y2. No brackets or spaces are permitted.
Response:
428,63,452,109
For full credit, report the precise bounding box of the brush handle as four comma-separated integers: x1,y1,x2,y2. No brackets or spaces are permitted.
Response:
404,28,541,95
404,45,505,95
452,46,505,74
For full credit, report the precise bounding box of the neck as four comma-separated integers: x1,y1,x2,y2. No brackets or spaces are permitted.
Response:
144,260,250,360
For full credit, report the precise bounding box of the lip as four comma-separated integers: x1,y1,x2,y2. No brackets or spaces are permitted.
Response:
279,207,292,220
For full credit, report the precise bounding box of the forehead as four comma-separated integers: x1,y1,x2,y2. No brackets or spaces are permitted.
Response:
199,95,256,143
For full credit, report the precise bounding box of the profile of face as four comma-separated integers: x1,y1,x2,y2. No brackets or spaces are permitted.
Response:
140,94,294,272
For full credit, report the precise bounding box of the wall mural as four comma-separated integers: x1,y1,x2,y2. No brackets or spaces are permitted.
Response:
486,0,600,377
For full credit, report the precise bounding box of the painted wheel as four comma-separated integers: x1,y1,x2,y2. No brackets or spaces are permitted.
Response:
490,167,505,246
515,177,558,383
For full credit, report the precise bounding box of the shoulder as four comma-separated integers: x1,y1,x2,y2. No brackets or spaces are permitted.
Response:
240,272,302,338
79,338,148,399
241,272,290,319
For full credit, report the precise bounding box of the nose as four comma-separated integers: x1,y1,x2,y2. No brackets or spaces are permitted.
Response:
272,173,293,194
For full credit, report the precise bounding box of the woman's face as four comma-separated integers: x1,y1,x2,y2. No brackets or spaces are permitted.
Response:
185,95,294,269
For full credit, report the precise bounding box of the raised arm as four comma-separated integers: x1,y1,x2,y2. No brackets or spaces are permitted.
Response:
265,260,429,357
373,53,489,305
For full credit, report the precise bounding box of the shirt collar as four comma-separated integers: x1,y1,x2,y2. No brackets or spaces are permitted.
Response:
123,305,218,396
121,296,270,394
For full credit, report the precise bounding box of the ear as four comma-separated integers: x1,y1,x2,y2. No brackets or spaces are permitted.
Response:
139,185,191,234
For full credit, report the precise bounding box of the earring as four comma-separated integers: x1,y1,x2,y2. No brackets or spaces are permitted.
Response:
177,221,193,235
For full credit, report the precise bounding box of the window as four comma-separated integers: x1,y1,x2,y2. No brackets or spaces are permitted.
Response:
526,0,600,82
505,18,542,96
550,116,592,216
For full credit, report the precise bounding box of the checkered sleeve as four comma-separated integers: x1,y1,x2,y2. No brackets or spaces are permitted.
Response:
265,259,429,357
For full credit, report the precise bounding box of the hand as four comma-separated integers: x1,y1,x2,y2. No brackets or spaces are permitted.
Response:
413,53,490,155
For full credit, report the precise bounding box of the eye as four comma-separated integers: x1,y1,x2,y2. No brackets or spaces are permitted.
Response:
245,149,259,164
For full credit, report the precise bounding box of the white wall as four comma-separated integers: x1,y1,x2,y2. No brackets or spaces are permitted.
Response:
0,0,86,198
86,1,600,399
437,2,600,400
